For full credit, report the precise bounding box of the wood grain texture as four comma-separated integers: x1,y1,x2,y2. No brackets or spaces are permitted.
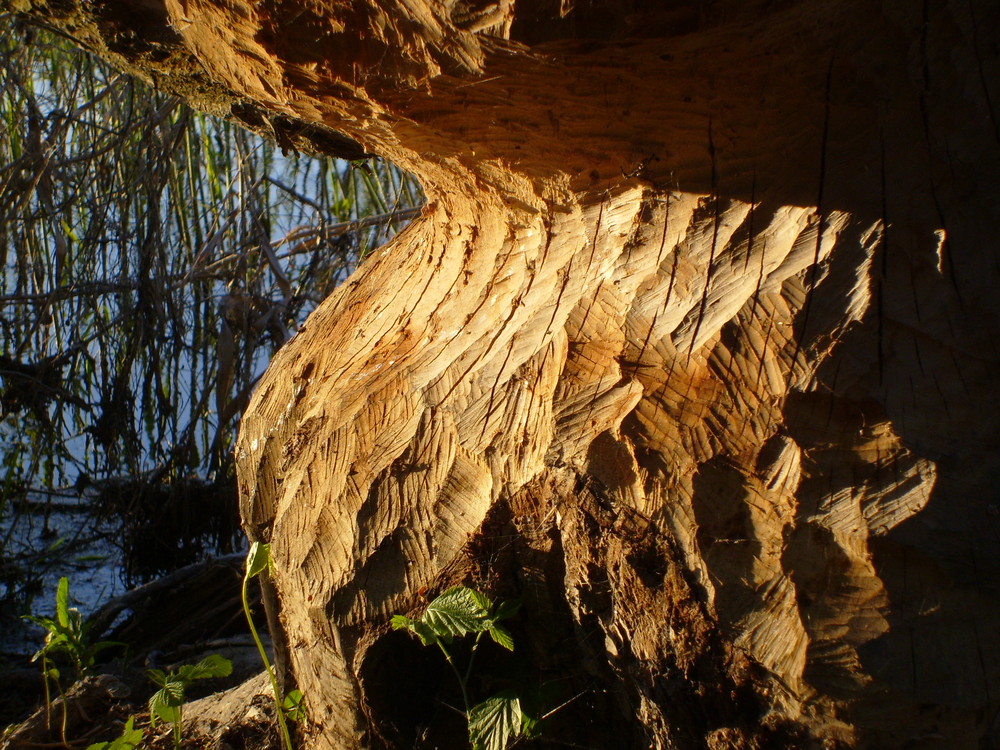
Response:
5,0,999,746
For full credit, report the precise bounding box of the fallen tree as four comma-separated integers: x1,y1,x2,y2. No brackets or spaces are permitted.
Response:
5,0,1000,747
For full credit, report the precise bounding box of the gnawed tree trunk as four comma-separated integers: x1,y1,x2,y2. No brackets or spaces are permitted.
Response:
8,0,1000,747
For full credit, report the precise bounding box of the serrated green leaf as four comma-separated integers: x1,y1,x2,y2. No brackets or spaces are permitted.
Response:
468,690,522,750
120,716,144,746
147,668,167,687
179,653,233,681
412,620,438,645
492,599,522,622
487,624,514,651
282,689,306,722
470,588,492,612
86,716,143,750
246,542,271,579
392,614,439,645
149,687,182,727
164,679,186,704
422,587,492,640
390,614,413,630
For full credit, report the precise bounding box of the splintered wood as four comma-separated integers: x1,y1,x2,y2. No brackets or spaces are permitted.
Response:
56,0,991,746
235,168,947,746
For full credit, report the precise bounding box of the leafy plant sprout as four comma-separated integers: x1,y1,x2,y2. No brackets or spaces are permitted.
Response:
85,715,143,750
148,654,233,750
243,541,303,750
392,586,531,750
23,576,122,735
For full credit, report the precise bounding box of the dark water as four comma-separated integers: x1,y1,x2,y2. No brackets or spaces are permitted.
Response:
0,498,125,655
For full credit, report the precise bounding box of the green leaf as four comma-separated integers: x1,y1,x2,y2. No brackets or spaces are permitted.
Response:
390,614,411,630
469,588,493,612
468,690,522,750
282,689,306,722
246,542,271,579
43,629,76,657
520,710,539,739
422,587,492,640
122,716,143,741
164,679,186,705
86,716,143,750
46,537,66,553
492,599,522,622
391,614,438,646
55,577,70,628
23,614,56,631
148,687,182,727
487,624,514,652
147,668,167,687
178,654,233,682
